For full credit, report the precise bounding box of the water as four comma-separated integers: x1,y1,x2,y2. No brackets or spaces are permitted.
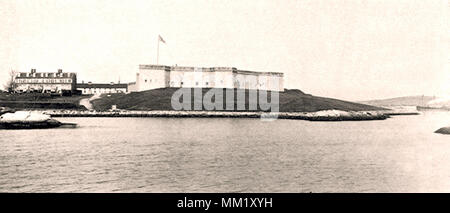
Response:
1,112,449,192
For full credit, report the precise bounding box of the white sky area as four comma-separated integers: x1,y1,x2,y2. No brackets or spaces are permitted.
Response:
0,0,448,101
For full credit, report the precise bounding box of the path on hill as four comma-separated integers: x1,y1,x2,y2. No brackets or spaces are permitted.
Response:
79,94,101,110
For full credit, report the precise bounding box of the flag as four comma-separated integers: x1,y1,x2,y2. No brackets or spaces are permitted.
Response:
158,35,166,44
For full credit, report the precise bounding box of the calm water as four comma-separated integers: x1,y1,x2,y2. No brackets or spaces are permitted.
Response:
1,112,449,192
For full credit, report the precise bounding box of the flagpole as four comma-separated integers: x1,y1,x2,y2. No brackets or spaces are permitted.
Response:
157,36,159,65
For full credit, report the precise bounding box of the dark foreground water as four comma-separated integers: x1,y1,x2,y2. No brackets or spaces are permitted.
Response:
1,112,449,192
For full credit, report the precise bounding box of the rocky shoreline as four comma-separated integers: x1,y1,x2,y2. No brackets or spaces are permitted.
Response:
32,109,395,121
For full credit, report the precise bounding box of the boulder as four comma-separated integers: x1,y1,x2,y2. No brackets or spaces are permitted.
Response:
435,126,450,135
0,111,51,122
0,111,61,129
306,110,388,121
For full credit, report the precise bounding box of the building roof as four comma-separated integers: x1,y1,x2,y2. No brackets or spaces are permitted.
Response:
77,83,128,89
139,64,284,76
16,72,76,79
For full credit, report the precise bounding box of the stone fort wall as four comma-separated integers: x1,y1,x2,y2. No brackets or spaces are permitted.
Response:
134,65,284,92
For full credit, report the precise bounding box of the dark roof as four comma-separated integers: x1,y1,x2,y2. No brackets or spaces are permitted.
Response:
77,83,128,89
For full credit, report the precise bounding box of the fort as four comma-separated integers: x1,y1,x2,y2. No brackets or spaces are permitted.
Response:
130,64,284,92
12,65,285,95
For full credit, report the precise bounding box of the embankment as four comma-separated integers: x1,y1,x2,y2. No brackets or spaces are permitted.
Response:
91,88,387,112
0,93,88,110
0,101,84,110
38,109,390,121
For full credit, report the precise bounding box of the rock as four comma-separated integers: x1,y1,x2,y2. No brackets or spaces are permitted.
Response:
0,111,62,129
435,126,450,135
306,110,388,121
0,118,61,129
0,111,51,122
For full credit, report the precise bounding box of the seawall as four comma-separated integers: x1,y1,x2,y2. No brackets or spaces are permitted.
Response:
36,109,391,121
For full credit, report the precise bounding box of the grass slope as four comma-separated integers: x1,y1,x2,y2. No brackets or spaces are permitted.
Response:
0,93,88,110
92,88,385,112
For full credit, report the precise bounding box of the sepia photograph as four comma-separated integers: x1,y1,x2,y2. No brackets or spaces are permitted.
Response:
0,0,449,209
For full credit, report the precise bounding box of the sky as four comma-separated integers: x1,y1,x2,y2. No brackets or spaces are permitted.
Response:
0,0,448,101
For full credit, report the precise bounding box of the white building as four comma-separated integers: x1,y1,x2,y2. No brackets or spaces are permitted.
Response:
131,65,284,92
77,82,128,95
14,69,77,94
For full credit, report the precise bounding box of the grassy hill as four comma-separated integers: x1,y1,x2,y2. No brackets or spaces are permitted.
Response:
92,88,385,112
359,96,435,107
0,93,88,110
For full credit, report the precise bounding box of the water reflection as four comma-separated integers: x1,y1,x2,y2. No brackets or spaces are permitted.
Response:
0,112,449,192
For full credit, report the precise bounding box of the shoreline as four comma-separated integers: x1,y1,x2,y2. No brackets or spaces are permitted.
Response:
30,109,396,121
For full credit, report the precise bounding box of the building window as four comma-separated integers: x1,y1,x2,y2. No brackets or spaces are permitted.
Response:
181,82,184,86
195,82,199,86
145,79,147,83
205,82,209,86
